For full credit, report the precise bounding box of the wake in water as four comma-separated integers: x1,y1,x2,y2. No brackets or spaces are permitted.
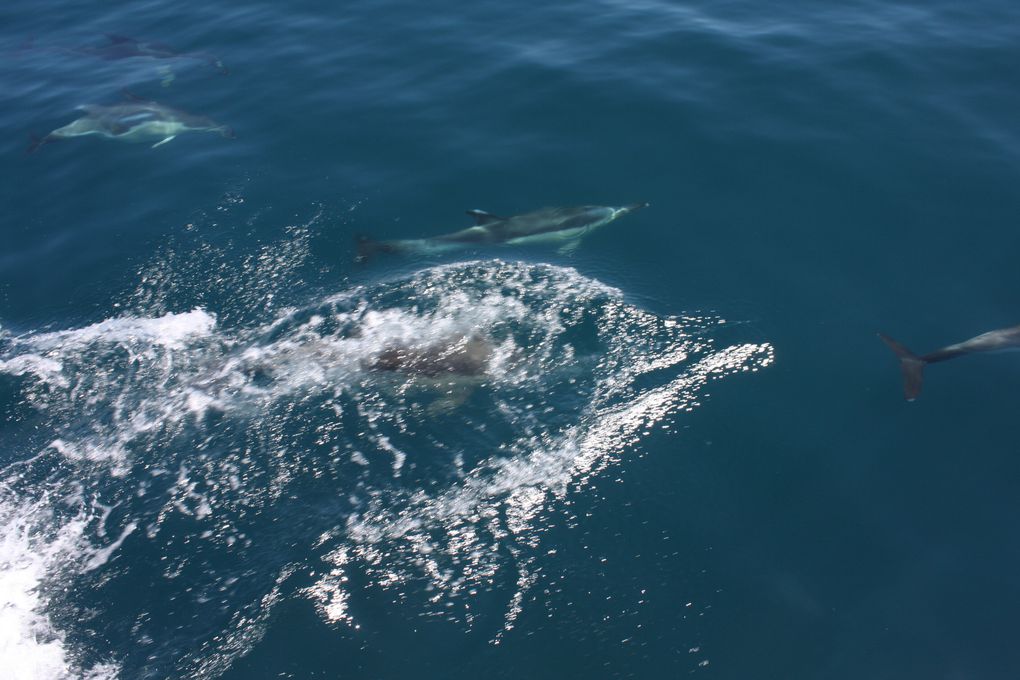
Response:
0,259,772,679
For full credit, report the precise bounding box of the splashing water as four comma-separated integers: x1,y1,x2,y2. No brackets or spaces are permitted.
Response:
0,260,772,678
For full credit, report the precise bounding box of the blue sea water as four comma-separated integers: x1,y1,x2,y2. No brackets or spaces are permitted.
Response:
2,1,1020,678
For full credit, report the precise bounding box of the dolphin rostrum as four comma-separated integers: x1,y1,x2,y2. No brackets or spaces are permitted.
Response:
356,203,648,261
879,324,1020,400
29,99,234,152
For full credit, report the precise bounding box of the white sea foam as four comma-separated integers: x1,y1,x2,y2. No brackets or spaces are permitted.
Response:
0,355,66,384
1,260,774,673
0,495,120,680
11,309,215,353
0,311,220,679
83,522,136,572
301,264,775,638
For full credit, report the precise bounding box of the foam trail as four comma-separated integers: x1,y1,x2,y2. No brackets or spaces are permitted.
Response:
0,260,774,675
0,355,65,383
10,309,215,352
0,494,120,680
84,522,137,572
303,266,774,639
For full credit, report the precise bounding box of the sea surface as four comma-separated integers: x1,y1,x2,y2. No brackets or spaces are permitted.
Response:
2,1,1019,679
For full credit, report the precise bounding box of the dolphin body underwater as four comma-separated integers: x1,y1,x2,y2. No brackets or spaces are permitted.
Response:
356,203,648,260
366,334,493,377
78,34,230,75
879,324,1020,400
18,34,228,74
363,334,500,414
29,100,233,152
184,333,495,419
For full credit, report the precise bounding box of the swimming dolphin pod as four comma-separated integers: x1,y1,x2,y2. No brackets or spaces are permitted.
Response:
357,203,648,261
879,324,1020,400
29,98,234,152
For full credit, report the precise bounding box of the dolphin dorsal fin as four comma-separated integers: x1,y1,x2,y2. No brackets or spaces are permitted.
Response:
466,209,505,225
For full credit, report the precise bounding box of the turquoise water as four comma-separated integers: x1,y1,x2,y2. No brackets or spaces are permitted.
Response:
2,2,1020,678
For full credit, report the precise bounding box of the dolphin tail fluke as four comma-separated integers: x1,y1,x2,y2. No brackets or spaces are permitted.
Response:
878,333,926,401
27,133,50,154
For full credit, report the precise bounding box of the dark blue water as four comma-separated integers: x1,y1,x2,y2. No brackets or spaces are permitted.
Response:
2,1,1020,678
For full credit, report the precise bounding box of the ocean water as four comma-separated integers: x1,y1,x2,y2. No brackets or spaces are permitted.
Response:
1,1,1019,678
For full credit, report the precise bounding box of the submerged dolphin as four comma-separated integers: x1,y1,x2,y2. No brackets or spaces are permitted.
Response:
78,34,229,74
365,334,495,413
356,203,648,261
879,324,1020,400
366,334,493,377
15,35,228,85
29,100,233,152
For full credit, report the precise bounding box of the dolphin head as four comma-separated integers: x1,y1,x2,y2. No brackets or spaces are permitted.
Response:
602,202,648,224
216,126,236,139
47,116,108,140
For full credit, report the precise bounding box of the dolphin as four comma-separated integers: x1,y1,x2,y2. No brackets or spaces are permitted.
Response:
364,334,495,413
77,34,229,74
879,324,1020,400
29,100,234,152
356,203,648,261
366,334,493,377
